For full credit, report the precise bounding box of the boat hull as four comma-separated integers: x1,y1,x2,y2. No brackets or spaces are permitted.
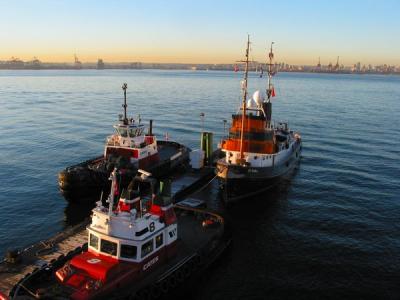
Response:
58,140,190,202
217,140,302,202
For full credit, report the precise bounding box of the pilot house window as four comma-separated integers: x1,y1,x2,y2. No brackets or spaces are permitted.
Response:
155,234,163,248
121,244,137,259
141,240,154,258
100,239,118,256
89,234,98,249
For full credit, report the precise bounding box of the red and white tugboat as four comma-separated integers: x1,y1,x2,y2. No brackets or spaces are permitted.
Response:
216,37,302,202
8,170,229,300
58,83,190,201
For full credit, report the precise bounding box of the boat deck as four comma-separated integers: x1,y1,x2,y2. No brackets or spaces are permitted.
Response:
157,141,184,161
0,223,88,297
171,167,215,202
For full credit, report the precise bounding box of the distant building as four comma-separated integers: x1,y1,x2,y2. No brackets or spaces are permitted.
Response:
328,62,333,72
74,54,82,69
97,59,105,69
3,57,25,69
26,57,42,69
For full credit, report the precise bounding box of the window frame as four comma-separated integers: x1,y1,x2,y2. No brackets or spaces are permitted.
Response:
141,239,154,258
100,239,118,257
155,233,163,248
89,233,99,250
120,244,138,260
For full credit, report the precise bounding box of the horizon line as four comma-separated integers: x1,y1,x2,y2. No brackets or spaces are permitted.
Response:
1,59,398,68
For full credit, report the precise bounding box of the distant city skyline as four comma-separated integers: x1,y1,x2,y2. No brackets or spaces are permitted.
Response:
1,0,399,65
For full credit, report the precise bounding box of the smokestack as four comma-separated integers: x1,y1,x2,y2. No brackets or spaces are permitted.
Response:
263,102,272,122
149,119,153,136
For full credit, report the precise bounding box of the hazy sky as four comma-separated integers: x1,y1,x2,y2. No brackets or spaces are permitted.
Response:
1,0,399,65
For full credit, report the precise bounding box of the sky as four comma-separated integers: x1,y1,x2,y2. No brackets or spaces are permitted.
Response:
0,0,399,65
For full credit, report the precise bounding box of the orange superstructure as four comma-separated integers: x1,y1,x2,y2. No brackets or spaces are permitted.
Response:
221,114,276,154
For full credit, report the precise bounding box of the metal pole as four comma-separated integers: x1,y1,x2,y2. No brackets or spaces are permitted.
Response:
122,83,128,124
239,35,250,163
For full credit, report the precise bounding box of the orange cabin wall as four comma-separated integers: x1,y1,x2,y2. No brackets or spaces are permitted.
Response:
223,115,276,154
221,139,276,154
231,117,266,132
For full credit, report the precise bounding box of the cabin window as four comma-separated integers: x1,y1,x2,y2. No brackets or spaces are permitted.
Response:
119,128,128,137
89,234,99,249
121,244,137,259
141,240,154,258
129,129,137,137
155,234,163,248
100,239,118,256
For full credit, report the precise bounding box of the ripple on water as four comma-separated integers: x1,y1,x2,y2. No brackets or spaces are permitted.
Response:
0,71,399,299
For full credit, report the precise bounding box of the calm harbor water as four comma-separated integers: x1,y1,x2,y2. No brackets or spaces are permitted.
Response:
0,70,399,299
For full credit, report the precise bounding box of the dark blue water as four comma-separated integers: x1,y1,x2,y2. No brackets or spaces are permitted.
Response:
0,70,399,299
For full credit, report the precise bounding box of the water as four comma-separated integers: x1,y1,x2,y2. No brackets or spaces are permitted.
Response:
0,70,399,299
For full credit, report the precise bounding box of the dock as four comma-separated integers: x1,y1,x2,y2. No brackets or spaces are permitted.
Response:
0,222,88,298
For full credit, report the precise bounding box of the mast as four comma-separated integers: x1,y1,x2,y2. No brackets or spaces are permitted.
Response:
122,83,128,125
266,42,275,102
108,169,117,218
238,35,251,163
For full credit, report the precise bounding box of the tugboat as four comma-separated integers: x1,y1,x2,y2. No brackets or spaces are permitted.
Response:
6,169,230,300
59,83,190,201
216,37,302,202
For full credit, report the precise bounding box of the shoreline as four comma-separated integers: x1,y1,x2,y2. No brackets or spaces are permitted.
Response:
0,67,399,76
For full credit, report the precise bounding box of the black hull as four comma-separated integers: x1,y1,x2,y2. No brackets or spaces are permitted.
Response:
218,141,302,202
220,176,281,202
58,141,190,202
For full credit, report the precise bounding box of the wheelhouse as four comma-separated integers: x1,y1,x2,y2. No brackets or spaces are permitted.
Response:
87,230,168,263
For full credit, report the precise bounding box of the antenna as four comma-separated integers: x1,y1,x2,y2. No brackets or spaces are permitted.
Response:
122,83,128,125
266,42,275,102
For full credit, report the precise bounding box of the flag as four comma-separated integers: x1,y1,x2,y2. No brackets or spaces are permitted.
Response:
271,87,276,97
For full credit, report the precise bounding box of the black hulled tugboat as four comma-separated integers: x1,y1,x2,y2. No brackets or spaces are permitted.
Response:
58,83,190,201
216,37,302,202
6,169,230,300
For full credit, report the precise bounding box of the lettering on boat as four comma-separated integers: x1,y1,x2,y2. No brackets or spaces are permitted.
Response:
87,258,101,264
143,256,159,271
169,228,177,238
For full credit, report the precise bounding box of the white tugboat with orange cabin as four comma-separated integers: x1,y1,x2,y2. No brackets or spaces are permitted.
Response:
216,37,302,202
